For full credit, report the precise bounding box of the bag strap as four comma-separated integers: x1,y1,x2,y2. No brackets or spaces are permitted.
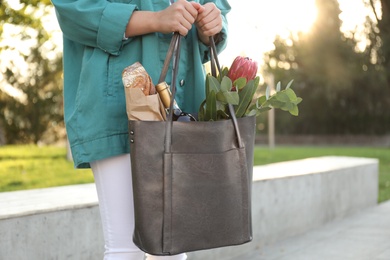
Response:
209,37,243,148
161,33,244,152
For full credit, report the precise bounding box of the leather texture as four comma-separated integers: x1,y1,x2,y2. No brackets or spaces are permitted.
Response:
129,115,256,255
129,34,255,255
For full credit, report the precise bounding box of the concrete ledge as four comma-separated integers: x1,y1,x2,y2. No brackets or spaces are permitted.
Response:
189,156,379,260
0,156,378,260
0,184,104,260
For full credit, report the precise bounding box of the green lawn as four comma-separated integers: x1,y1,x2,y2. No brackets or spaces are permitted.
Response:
1,145,389,203
0,145,93,192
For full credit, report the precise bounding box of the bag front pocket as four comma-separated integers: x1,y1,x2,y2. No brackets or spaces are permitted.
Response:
162,147,251,254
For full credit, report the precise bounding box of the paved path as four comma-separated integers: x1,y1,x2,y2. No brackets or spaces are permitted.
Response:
232,200,390,260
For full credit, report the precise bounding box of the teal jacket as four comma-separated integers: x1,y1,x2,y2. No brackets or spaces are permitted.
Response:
52,0,231,168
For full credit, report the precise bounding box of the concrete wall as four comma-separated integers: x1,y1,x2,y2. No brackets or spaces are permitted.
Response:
0,156,378,260
0,184,103,260
188,156,379,259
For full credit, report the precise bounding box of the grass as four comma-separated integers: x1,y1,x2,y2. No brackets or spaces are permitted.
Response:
0,145,93,192
0,145,389,203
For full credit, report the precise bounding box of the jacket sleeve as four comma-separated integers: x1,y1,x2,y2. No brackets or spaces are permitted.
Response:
198,0,231,63
52,0,137,55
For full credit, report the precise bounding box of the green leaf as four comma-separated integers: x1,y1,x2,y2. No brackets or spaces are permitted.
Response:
280,102,294,111
216,109,230,120
235,80,257,117
254,76,260,87
218,67,229,81
220,76,232,92
289,105,299,116
266,85,270,100
276,81,281,92
217,91,239,105
257,107,272,114
198,99,206,121
233,77,247,90
284,88,298,100
268,98,285,109
294,97,303,105
205,91,217,121
286,79,294,89
207,75,220,94
257,95,267,106
275,92,290,102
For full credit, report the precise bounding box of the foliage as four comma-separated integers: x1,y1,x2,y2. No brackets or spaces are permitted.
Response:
365,0,390,85
198,67,302,121
262,0,390,135
0,1,64,144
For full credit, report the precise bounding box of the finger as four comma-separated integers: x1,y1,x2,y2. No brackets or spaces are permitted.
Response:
190,2,205,13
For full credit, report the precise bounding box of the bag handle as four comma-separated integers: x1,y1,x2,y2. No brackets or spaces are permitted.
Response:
160,33,244,152
208,37,243,148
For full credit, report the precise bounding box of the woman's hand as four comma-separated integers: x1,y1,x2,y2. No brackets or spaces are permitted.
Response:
155,0,204,36
194,3,222,45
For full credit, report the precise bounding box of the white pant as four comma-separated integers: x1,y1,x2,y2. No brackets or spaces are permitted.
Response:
91,154,187,260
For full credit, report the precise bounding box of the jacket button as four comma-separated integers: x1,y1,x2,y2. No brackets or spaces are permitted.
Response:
180,79,185,87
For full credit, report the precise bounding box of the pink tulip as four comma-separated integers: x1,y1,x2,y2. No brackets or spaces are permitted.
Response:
227,56,258,83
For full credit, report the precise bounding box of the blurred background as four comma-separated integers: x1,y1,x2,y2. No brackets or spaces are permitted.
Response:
1,0,389,145
1,0,390,200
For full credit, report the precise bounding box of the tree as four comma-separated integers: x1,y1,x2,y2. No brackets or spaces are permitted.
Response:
0,0,64,144
263,0,390,135
365,0,390,84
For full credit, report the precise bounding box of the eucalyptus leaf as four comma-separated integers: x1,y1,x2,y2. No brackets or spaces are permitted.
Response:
254,107,271,117
257,95,267,106
266,85,270,100
284,88,298,100
294,97,303,105
275,92,290,102
246,109,257,117
280,102,294,111
269,99,285,109
286,79,294,89
257,107,272,113
199,73,301,121
276,81,281,92
289,105,299,116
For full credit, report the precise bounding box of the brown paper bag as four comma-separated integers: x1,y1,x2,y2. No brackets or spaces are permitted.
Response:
122,62,166,121
124,88,166,121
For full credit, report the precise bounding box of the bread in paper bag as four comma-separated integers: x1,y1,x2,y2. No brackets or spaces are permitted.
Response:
122,62,166,121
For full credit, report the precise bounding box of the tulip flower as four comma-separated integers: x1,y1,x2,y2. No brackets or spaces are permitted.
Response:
227,56,258,83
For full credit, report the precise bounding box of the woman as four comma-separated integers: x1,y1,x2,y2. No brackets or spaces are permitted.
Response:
52,0,230,259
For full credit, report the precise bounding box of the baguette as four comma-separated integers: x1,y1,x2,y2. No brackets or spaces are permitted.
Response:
122,62,155,95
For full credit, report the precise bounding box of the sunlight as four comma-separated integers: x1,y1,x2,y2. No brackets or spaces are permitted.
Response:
220,0,318,67
1,0,375,81
220,0,372,68
263,0,318,36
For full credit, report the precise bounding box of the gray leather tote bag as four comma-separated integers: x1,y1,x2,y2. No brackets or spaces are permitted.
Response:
129,34,255,255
